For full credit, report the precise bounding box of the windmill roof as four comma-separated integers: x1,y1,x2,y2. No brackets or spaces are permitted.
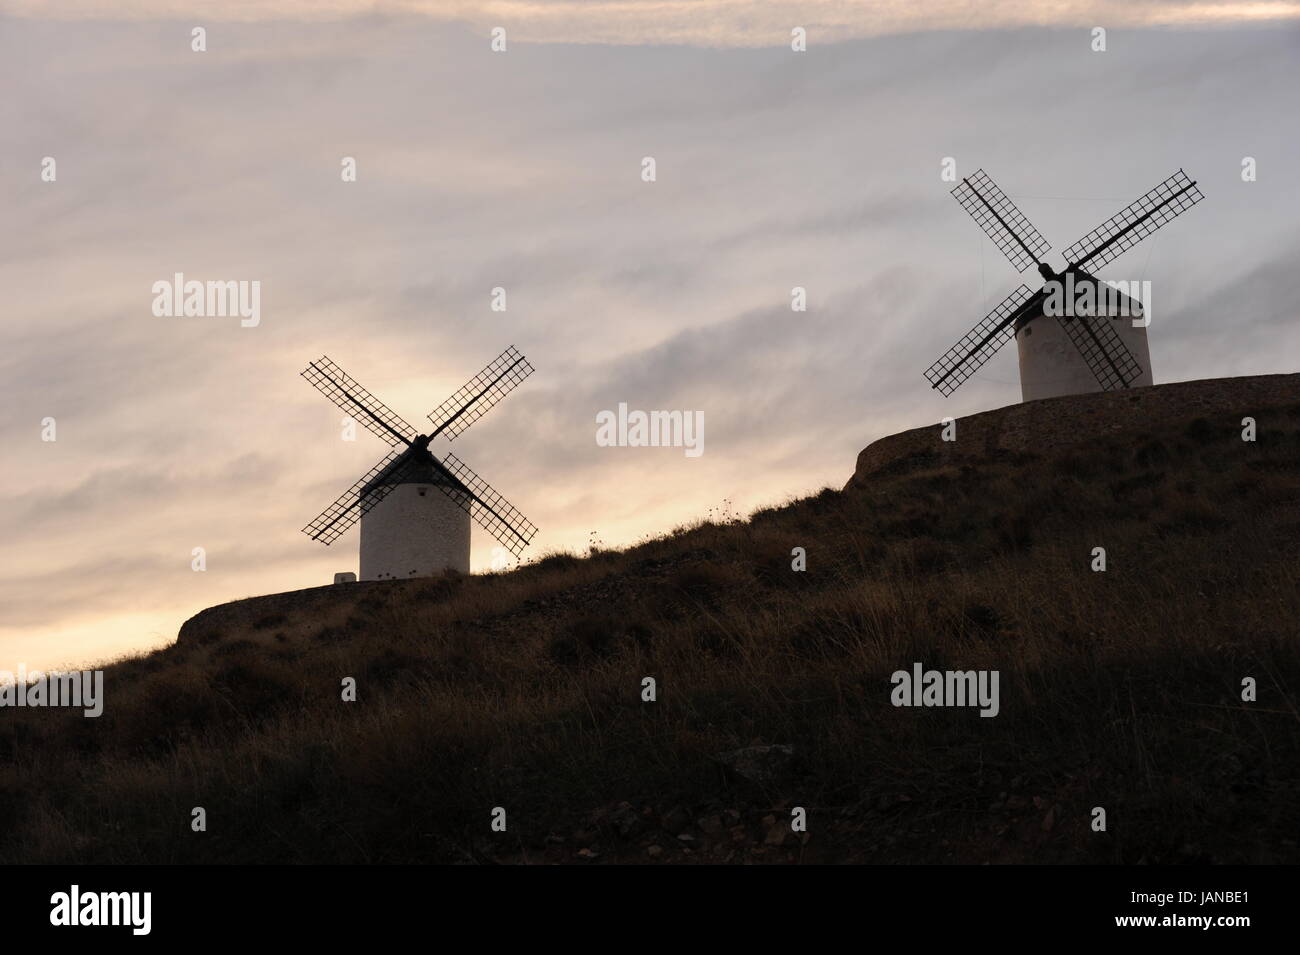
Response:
360,449,468,498
1016,269,1144,331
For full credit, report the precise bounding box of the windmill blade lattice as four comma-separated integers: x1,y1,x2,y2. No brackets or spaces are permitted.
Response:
437,452,538,557
1057,314,1145,392
951,170,1051,274
1063,169,1204,273
427,346,534,441
302,357,419,447
302,447,416,545
924,284,1037,396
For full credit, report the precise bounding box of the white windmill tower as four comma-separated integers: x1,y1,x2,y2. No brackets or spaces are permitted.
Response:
924,168,1204,403
300,347,537,579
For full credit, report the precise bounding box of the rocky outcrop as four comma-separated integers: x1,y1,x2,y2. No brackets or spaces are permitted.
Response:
845,373,1299,489
176,579,395,647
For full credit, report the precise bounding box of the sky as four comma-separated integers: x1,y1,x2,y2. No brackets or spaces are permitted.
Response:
2,2,1298,670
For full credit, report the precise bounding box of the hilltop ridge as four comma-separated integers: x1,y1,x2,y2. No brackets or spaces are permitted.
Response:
4,373,1298,864
182,374,1300,643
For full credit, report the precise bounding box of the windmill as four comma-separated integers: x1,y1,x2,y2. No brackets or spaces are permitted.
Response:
924,168,1204,402
300,347,537,580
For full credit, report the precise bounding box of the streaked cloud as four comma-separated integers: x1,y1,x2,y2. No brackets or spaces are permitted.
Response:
5,1,1300,45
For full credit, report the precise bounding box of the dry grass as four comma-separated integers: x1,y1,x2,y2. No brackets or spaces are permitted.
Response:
2,411,1298,864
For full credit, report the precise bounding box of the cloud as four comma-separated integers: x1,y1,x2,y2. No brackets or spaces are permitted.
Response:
1,14,1297,668
5,2,1300,45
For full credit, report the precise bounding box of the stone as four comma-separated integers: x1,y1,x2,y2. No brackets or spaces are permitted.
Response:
660,805,689,833
697,814,723,835
712,744,796,785
609,804,642,837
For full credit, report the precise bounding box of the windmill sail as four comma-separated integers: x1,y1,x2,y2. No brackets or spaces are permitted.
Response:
1062,169,1203,273
951,170,1051,274
437,452,538,557
427,346,534,441
302,357,419,447
302,447,414,545
924,284,1037,396
1057,312,1145,392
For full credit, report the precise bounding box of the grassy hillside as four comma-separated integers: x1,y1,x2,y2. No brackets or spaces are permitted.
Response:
3,380,1299,864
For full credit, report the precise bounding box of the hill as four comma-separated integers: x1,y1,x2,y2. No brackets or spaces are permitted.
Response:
3,374,1299,864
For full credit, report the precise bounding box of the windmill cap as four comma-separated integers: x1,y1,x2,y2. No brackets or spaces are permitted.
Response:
360,452,467,497
1016,268,1144,331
